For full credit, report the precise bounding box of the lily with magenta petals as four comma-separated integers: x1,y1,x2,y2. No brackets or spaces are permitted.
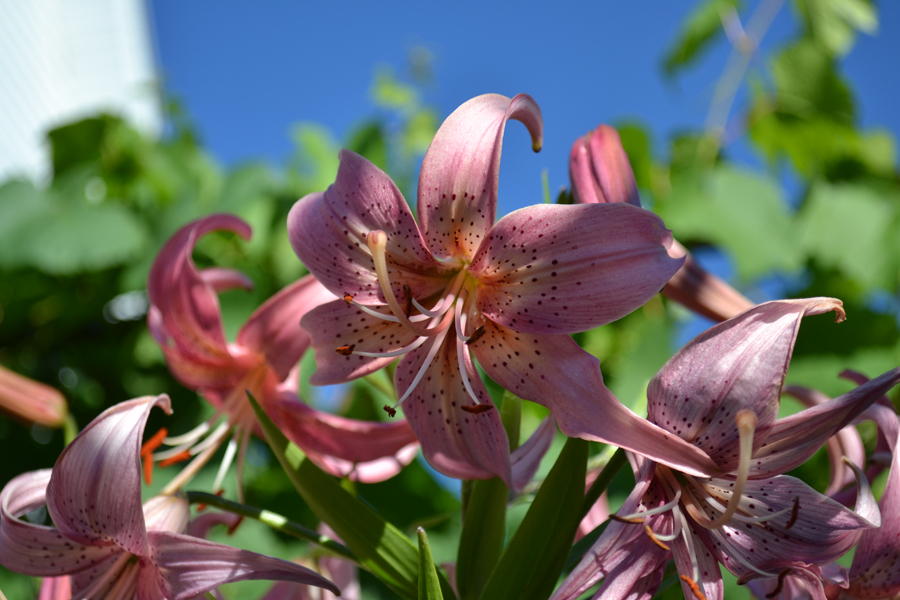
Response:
289,92,723,486
0,395,339,600
555,298,900,600
147,214,419,494
569,123,754,322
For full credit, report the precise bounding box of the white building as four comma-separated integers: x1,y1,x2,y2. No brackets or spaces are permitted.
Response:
0,0,160,182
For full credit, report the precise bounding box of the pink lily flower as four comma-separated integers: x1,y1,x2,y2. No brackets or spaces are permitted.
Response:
554,298,900,600
0,395,339,600
289,92,724,486
146,214,419,494
0,365,68,428
569,124,754,322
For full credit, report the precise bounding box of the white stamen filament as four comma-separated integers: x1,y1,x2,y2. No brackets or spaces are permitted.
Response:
456,337,483,405
160,428,228,496
163,420,212,446
688,410,757,529
675,506,702,583
353,335,430,358
392,325,452,407
213,433,240,493
412,295,451,319
106,559,140,600
615,489,683,522
190,422,231,456
688,485,794,524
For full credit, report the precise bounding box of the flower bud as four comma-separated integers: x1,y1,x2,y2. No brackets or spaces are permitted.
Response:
569,124,641,206
0,365,68,428
143,494,191,534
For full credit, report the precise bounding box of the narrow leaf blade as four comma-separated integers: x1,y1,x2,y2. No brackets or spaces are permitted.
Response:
418,528,445,600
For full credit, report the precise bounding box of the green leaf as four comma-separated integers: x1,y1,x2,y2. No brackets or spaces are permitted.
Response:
771,41,854,123
795,0,877,56
478,437,588,600
657,166,801,280
798,182,899,290
456,477,507,600
663,0,741,76
248,394,456,600
418,528,445,600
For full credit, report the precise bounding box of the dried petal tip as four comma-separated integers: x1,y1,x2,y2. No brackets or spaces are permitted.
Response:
0,365,68,428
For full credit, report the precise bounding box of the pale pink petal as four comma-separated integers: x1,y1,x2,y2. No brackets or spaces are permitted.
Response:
569,124,641,207
306,443,419,483
46,395,172,556
187,512,242,539
471,321,720,477
745,564,832,600
147,214,251,363
847,429,900,599
647,298,846,473
0,470,122,576
783,384,866,496
288,150,451,305
198,267,254,293
300,299,417,385
396,334,513,484
149,531,339,600
751,366,900,478
470,203,681,334
38,576,71,600
237,275,337,381
265,392,419,465
671,524,724,600
418,93,543,261
662,241,755,323
0,365,67,428
510,416,557,492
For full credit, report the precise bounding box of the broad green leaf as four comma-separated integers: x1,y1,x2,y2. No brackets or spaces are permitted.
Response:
657,166,801,280
798,182,898,290
771,41,854,123
795,0,877,56
663,0,741,76
478,437,588,600
249,394,456,600
418,528,444,600
456,477,507,600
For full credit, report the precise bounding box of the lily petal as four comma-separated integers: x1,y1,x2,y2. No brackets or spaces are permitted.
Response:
148,531,340,600
470,203,682,334
301,298,418,385
397,333,513,484
46,395,172,556
418,93,543,261
306,443,420,484
288,150,451,306
751,366,900,478
198,267,255,293
147,214,251,363
237,275,337,381
0,470,121,577
471,321,720,477
672,523,724,600
647,298,846,473
510,416,557,492
38,576,72,600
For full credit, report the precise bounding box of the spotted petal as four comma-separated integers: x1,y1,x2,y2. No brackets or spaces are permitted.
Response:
288,150,451,306
418,93,543,261
470,203,682,334
472,321,720,477
647,298,845,473
149,531,339,600
46,395,172,557
0,470,122,577
397,332,513,485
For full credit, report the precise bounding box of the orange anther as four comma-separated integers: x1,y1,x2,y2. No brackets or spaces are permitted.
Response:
141,427,169,457
609,514,645,524
158,450,192,468
343,294,354,305
460,404,493,414
644,525,670,551
335,344,355,356
680,575,708,600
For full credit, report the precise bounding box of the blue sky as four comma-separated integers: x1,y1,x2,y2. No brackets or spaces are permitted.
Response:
148,0,899,220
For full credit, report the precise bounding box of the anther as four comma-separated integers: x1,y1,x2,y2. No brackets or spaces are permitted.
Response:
227,515,245,535
465,326,486,345
343,294,353,305
765,569,792,598
383,405,397,417
141,427,169,485
461,404,493,414
403,285,413,318
644,525,670,550
158,450,192,468
335,344,355,356
680,575,708,600
609,514,645,524
785,496,800,529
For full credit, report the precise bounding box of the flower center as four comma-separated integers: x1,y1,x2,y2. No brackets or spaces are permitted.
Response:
338,229,487,415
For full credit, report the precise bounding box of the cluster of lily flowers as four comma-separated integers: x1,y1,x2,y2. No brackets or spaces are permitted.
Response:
1,92,899,600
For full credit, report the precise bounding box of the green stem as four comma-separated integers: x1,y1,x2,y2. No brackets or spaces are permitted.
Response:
581,447,627,519
184,491,356,562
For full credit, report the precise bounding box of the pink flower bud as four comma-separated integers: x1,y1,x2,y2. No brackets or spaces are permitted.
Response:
569,124,641,206
0,365,67,428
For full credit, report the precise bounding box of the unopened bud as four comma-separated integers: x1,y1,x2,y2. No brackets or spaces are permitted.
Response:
0,365,68,428
569,124,641,206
